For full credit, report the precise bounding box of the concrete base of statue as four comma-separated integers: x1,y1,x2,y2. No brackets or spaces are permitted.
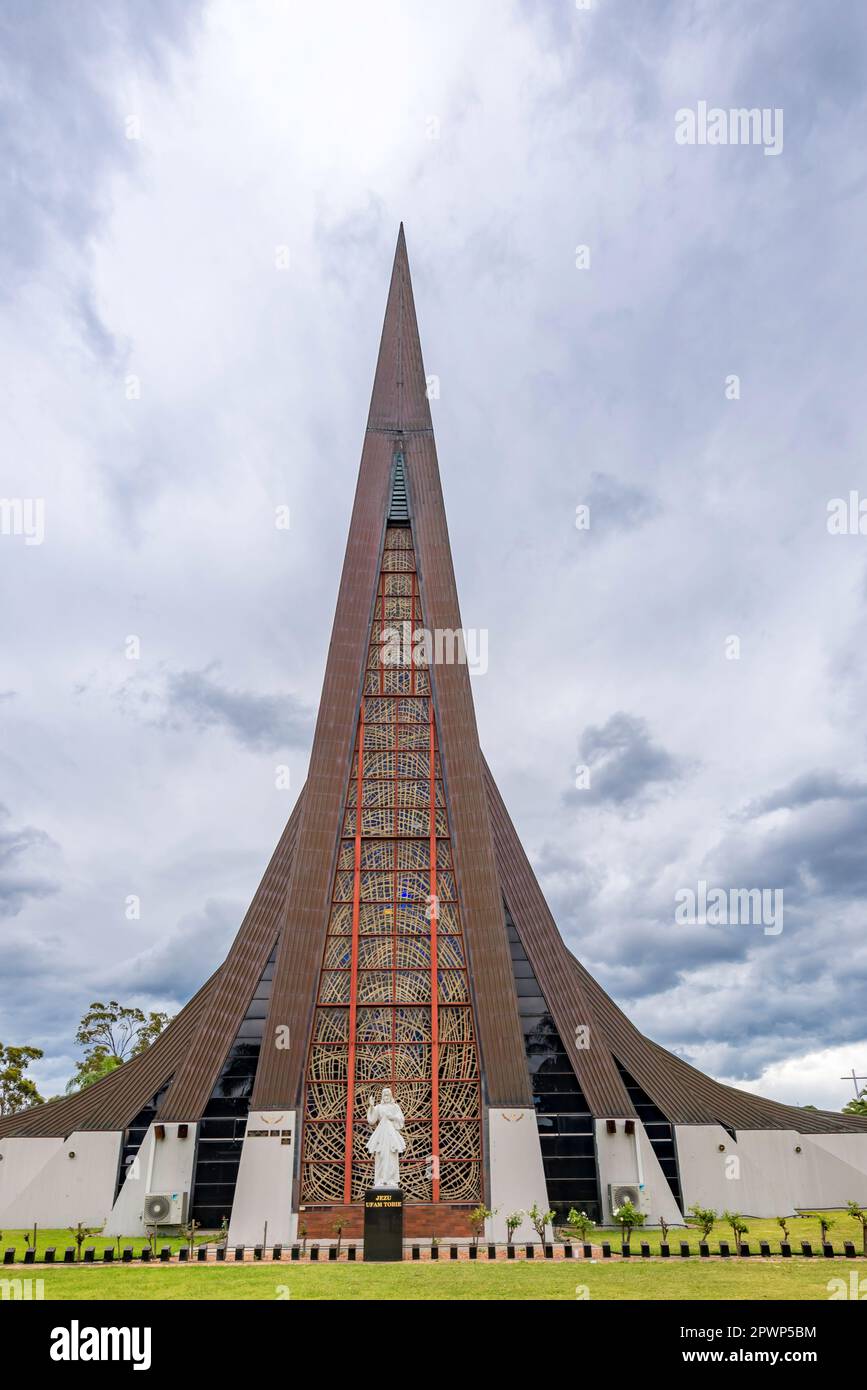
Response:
363,1187,404,1261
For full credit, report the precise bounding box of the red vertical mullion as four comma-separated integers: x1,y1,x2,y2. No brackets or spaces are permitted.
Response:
344,705,364,1203
378,573,385,696
410,569,416,698
429,703,440,1201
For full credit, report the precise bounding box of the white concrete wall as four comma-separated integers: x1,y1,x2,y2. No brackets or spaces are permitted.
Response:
797,1133,867,1207
228,1110,297,1247
0,1137,64,1221
0,1132,121,1227
676,1124,867,1215
487,1107,549,1244
594,1118,683,1227
105,1121,196,1236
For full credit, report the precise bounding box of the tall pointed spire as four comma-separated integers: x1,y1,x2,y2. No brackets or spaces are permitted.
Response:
249,227,531,1114
367,225,433,435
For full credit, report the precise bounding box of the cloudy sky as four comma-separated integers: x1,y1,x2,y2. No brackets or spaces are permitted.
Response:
2,0,866,1111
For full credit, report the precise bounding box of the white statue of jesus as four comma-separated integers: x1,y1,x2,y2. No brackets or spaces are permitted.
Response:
366,1086,405,1189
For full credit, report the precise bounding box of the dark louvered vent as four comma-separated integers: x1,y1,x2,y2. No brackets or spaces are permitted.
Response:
190,948,277,1229
116,1081,172,1197
614,1059,682,1207
388,451,409,520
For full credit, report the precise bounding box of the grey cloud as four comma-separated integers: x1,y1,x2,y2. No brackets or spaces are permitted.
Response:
712,799,867,904
744,771,867,817
583,472,660,535
0,805,60,917
0,929,65,983
75,287,125,364
113,664,315,751
163,667,314,751
579,786,867,1077
565,712,684,810
0,873,59,919
104,898,242,1000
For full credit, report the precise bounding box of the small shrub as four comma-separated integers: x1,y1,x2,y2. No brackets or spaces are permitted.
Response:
612,1199,645,1246
505,1211,524,1247
687,1204,716,1241
528,1203,556,1245
469,1205,494,1248
722,1210,749,1248
68,1222,100,1263
567,1208,595,1243
846,1201,867,1255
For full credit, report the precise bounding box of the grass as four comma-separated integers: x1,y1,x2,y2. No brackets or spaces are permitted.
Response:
7,1260,862,1300
4,1211,863,1263
2,1210,863,1302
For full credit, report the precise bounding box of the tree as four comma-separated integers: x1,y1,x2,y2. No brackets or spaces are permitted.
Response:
66,1001,172,1093
687,1204,716,1241
65,1049,122,1094
0,1043,44,1116
777,1215,790,1245
76,1000,172,1061
843,1088,867,1118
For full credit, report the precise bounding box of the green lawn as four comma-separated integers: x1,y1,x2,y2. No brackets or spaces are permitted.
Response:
3,1210,863,1302
7,1260,862,1300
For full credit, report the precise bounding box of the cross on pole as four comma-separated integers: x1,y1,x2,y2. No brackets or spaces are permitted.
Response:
840,1069,867,1099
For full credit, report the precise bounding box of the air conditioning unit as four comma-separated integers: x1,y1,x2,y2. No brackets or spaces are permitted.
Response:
608,1183,641,1216
143,1191,188,1225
